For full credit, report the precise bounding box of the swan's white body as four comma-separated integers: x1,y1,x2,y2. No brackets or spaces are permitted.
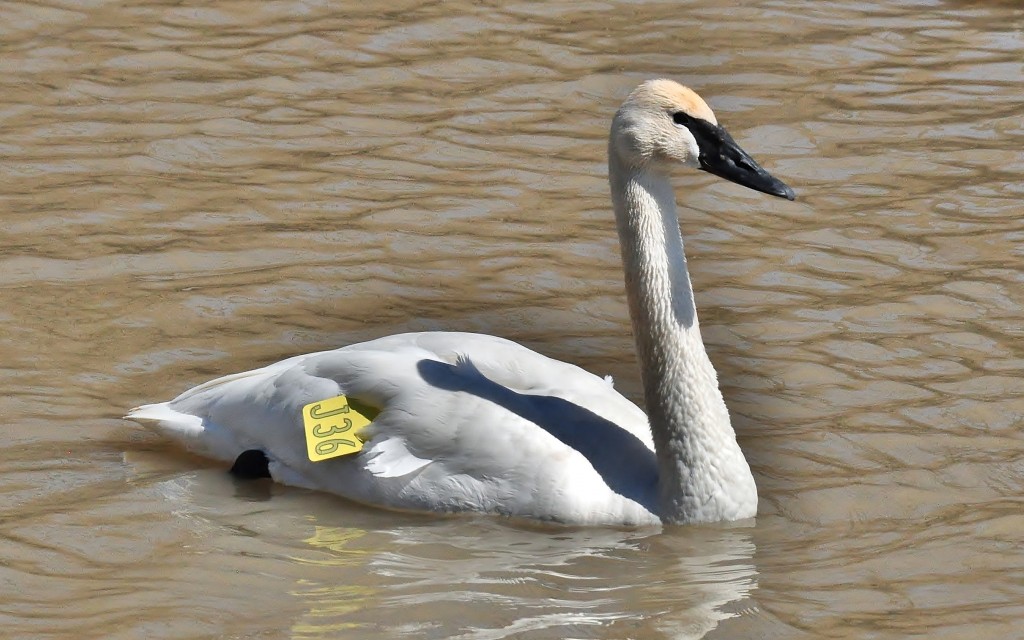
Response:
131,332,663,525
128,80,794,526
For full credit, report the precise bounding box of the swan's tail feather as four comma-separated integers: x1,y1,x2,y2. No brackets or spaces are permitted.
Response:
126,402,204,437
125,402,240,463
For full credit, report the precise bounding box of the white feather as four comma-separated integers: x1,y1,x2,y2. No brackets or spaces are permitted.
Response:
364,436,432,479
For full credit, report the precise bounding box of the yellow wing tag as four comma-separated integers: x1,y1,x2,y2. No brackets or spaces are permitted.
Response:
302,395,376,462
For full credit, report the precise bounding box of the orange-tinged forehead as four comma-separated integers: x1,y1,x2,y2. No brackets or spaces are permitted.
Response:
628,79,717,124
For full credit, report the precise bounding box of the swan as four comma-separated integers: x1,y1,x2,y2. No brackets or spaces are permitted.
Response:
127,79,794,526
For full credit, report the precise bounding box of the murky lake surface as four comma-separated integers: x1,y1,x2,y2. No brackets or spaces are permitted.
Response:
2,0,1023,637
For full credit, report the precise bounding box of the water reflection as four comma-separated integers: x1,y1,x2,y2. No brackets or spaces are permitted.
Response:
289,516,758,639
123,449,759,639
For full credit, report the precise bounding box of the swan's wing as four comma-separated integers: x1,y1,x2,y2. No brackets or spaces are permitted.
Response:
127,331,659,524
350,332,653,447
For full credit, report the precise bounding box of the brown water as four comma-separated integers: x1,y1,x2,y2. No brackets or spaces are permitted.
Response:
2,0,1023,637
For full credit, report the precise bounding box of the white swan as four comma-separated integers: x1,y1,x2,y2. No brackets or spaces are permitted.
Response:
127,79,794,526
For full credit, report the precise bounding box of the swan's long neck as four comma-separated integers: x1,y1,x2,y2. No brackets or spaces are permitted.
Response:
609,153,757,524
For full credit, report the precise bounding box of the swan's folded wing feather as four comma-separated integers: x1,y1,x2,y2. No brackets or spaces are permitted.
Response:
404,332,654,447
363,436,432,478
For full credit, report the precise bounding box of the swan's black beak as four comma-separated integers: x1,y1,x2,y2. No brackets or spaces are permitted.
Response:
692,122,795,201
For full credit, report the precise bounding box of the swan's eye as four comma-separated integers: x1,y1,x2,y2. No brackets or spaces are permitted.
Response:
672,112,692,126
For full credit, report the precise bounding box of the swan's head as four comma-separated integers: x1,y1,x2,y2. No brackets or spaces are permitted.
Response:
610,79,795,200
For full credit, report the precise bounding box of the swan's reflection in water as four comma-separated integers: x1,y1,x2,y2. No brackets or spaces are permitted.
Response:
289,516,757,640
128,449,758,639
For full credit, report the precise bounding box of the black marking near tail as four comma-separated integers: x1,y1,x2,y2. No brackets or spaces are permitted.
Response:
230,450,271,479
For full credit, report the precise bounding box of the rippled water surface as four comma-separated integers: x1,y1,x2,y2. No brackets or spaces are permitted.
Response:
2,0,1023,637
